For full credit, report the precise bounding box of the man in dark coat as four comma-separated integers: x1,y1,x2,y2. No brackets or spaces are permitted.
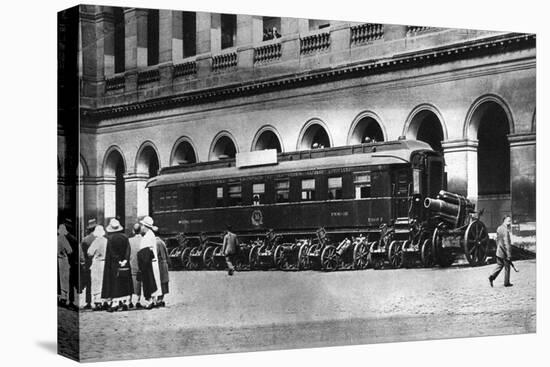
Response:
489,215,514,287
222,224,239,276
155,236,170,307
79,218,97,310
102,219,133,312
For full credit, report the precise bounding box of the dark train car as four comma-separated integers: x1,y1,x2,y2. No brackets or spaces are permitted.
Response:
147,139,445,241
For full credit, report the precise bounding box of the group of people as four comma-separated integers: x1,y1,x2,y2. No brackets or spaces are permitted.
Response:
57,215,170,312
263,26,281,41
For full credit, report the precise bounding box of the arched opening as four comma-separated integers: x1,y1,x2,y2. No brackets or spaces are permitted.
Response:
349,116,384,144
467,99,512,230
299,123,331,150
253,129,282,152
474,102,510,196
406,109,444,153
104,148,126,226
211,135,237,160
136,144,160,217
171,139,197,165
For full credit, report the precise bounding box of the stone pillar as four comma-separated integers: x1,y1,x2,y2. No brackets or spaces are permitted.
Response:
196,12,212,54
101,10,115,76
280,17,304,62
159,10,176,63
169,11,183,61
236,15,258,71
210,13,221,53
124,173,150,223
101,177,117,220
330,23,351,64
442,139,478,200
80,6,105,97
384,25,408,40
508,133,536,224
124,8,148,70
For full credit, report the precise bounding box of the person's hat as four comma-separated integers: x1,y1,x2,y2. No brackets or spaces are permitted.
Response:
106,218,124,233
92,225,105,238
87,218,97,230
140,216,158,231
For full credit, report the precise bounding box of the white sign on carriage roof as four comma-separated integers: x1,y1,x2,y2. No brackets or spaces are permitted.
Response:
236,149,278,168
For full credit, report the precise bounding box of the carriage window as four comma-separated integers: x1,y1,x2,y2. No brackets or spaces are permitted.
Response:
412,169,421,195
301,178,315,201
275,180,289,203
354,173,371,199
252,183,265,205
327,177,342,200
228,184,242,206
396,172,409,195
216,186,224,207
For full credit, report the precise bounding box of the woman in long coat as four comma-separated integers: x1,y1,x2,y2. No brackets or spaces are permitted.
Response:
101,219,133,312
156,236,170,306
57,224,72,307
87,225,108,311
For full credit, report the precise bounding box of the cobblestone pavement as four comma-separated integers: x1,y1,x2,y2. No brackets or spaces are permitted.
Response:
59,259,536,362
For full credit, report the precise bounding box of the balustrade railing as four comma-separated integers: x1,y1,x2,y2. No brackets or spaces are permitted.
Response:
137,69,160,85
351,23,384,45
173,61,197,77
212,52,238,72
254,42,282,64
105,75,125,91
300,32,330,54
406,26,436,36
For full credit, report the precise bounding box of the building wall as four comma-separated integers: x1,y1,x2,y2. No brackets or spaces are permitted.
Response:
64,6,536,239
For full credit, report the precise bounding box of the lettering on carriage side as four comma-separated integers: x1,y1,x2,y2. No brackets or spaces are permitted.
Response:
178,219,203,224
331,211,349,217
251,210,263,226
367,217,383,224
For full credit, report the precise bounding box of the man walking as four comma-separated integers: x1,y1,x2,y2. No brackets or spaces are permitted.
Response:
222,225,239,276
129,223,143,309
489,215,514,287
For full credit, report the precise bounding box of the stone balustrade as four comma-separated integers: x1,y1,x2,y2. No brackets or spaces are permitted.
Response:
173,61,197,77
212,52,238,72
300,32,331,54
254,42,282,64
406,26,437,36
351,23,384,45
137,69,160,85
105,75,125,92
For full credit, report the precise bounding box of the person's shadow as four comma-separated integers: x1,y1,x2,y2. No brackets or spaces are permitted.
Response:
36,340,57,354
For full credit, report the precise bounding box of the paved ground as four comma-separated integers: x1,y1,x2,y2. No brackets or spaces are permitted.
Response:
59,259,536,362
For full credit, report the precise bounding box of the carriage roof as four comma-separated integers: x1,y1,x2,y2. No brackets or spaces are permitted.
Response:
147,139,434,188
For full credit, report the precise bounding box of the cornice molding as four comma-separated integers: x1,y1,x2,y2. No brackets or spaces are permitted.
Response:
81,33,535,122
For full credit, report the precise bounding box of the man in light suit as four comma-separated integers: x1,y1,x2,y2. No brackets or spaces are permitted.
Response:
222,224,239,276
489,215,513,287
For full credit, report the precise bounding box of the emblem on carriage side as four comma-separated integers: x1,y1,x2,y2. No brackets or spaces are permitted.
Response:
251,210,263,226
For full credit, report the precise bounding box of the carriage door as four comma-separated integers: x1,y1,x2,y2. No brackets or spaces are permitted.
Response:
393,169,410,218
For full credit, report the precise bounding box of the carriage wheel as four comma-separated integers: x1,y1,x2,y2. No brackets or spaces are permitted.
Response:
249,245,260,271
353,243,369,270
400,240,413,268
420,239,434,268
432,227,454,268
388,241,403,269
320,245,339,271
181,247,192,270
297,244,310,270
202,246,215,270
464,220,489,266
273,245,286,270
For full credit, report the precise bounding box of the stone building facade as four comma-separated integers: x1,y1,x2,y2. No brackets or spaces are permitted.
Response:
58,5,536,240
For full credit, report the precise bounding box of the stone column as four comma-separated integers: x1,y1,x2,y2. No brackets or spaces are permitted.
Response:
210,13,221,53
508,133,536,223
384,25,408,40
80,6,104,97
101,10,115,76
280,17,305,62
442,139,479,200
330,23,351,64
124,173,150,223
101,176,117,221
236,15,258,70
159,10,177,63
124,8,148,70
196,12,212,78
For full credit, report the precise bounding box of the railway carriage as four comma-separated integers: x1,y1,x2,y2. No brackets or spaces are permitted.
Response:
148,139,448,270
